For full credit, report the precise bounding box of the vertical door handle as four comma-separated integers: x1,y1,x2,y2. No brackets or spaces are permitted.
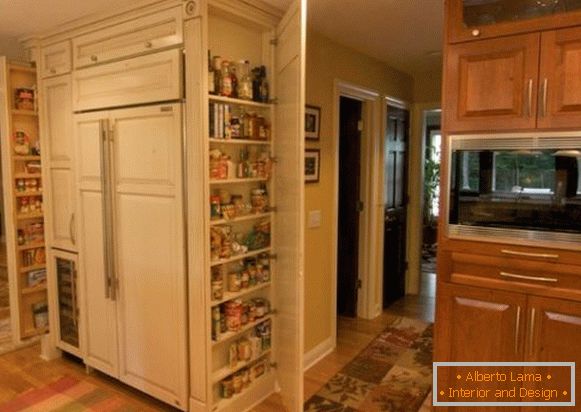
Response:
107,123,117,302
526,79,533,118
541,78,548,118
99,120,112,300
515,305,521,355
69,213,76,245
529,308,537,357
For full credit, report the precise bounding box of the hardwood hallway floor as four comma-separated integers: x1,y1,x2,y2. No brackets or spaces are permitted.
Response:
0,273,436,412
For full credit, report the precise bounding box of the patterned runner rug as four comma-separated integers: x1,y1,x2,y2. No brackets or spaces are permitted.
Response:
304,317,433,412
0,376,140,412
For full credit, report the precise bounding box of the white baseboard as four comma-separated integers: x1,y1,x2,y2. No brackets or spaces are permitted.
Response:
303,336,334,371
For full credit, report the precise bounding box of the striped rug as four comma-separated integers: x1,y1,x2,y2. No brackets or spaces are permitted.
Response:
0,376,138,412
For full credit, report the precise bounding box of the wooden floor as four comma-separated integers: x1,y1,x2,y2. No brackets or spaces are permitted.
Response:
0,271,436,412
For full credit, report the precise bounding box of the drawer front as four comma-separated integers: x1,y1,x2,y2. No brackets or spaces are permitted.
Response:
72,7,183,68
72,49,182,111
449,251,581,300
40,41,72,78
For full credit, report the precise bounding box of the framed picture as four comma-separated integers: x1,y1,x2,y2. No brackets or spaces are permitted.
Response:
305,105,321,140
305,149,321,183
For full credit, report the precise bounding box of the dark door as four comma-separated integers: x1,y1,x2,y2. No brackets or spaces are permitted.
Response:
337,96,362,317
383,105,409,308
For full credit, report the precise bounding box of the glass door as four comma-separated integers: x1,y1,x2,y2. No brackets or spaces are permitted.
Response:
55,252,79,351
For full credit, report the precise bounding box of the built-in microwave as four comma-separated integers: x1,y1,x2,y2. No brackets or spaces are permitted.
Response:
446,132,581,248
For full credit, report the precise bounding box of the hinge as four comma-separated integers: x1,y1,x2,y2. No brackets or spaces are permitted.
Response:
266,206,277,213
269,98,279,105
270,156,279,163
268,253,278,260
357,279,362,289
270,38,278,46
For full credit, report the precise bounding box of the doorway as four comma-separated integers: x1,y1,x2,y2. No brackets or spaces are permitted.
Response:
336,96,363,317
383,105,410,308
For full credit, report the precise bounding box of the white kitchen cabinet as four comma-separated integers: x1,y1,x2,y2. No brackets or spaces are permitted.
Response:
39,41,71,78
72,6,183,68
40,75,76,252
186,0,306,411
76,104,188,409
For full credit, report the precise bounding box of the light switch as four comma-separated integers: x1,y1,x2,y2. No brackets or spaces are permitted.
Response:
308,210,322,228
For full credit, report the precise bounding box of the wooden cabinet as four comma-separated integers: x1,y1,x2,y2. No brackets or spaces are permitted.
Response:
538,26,581,129
39,41,71,78
446,26,581,132
40,75,76,252
444,33,540,132
447,0,581,43
72,6,183,68
0,59,49,341
76,104,188,409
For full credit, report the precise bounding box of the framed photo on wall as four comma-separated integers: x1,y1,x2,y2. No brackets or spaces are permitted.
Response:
305,105,321,140
305,149,320,183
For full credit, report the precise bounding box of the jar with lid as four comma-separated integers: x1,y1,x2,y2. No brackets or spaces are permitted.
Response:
221,61,233,97
238,60,253,100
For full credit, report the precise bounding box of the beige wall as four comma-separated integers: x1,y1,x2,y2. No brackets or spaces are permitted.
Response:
0,39,25,60
304,30,414,353
413,69,442,104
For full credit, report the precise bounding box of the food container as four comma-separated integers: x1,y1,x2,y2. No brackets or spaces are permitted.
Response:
15,88,35,111
221,377,234,399
238,339,252,361
241,369,250,389
249,336,262,358
225,300,242,332
228,272,241,292
210,195,221,219
229,343,238,368
232,373,242,394
251,189,268,213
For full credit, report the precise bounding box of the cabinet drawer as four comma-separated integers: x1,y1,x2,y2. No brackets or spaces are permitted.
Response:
40,41,71,78
72,7,183,68
72,49,182,111
449,252,581,300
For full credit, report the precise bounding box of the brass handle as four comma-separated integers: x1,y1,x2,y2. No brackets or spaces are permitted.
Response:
529,308,536,357
526,79,533,118
90,55,98,62
69,213,76,245
515,306,521,354
501,249,559,260
500,271,558,283
541,78,548,117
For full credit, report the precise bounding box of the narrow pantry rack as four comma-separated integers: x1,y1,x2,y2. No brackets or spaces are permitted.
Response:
0,60,48,341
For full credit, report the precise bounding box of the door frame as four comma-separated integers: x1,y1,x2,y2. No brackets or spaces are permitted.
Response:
407,104,441,295
331,80,382,343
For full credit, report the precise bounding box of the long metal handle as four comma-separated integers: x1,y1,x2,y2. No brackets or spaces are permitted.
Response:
526,79,533,117
106,124,117,302
99,120,112,300
501,249,559,260
500,271,558,283
69,213,76,245
515,306,521,354
541,78,548,117
529,308,536,357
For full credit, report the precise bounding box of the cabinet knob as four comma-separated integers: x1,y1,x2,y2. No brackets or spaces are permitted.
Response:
90,55,98,62
50,67,56,74
471,29,481,37
145,41,153,48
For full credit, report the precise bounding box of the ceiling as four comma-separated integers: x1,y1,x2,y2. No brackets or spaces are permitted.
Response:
0,0,443,76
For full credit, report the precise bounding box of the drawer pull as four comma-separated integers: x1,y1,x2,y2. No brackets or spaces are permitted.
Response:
145,41,153,48
500,249,559,260
500,271,558,283
50,67,56,74
91,55,98,62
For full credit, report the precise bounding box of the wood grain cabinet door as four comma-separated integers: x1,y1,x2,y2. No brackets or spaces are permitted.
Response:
435,283,527,411
538,27,581,129
444,33,540,132
522,296,581,410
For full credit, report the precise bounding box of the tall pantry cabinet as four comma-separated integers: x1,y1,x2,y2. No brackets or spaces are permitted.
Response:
20,0,306,411
186,1,306,411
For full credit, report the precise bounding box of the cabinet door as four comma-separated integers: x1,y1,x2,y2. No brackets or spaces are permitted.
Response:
41,75,76,252
273,1,306,411
75,112,119,376
111,104,188,409
444,33,540,132
435,283,526,411
39,41,71,78
538,27,581,129
522,296,581,410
